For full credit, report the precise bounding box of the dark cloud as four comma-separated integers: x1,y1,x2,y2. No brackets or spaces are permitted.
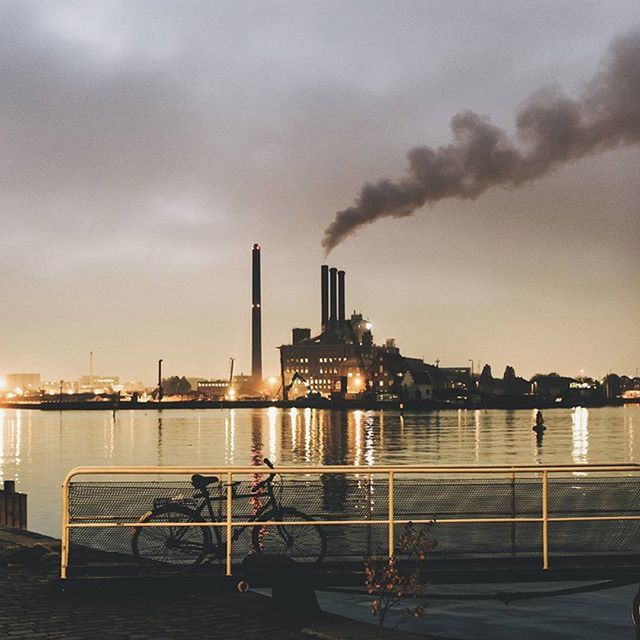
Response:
323,29,640,252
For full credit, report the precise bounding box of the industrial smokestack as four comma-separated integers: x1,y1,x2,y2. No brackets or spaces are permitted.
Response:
321,264,329,329
322,29,640,252
329,267,337,329
338,270,346,326
251,244,262,383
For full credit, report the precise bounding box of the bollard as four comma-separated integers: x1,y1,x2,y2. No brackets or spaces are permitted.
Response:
0,480,27,529
241,554,320,614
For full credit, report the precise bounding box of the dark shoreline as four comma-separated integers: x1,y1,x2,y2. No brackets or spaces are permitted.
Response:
0,397,628,412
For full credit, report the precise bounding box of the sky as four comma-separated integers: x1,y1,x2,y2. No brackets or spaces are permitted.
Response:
1,0,639,385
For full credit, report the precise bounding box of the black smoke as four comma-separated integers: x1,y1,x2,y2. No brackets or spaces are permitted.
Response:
322,29,640,253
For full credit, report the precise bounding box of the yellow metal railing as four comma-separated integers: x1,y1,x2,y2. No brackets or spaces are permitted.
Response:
61,463,640,579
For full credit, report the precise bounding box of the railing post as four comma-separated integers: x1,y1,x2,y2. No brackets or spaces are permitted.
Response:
60,478,70,579
388,471,394,558
226,471,233,576
366,473,373,557
542,470,549,570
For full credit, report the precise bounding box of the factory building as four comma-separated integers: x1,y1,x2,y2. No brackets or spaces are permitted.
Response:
197,379,229,399
278,259,475,404
5,373,41,394
279,265,373,399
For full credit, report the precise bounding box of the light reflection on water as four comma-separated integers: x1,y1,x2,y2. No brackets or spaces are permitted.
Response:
571,407,589,464
0,406,638,536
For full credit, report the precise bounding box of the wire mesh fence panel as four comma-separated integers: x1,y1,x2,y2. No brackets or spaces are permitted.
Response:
65,473,640,575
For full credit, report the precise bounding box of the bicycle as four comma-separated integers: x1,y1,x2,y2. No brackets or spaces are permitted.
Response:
131,458,327,575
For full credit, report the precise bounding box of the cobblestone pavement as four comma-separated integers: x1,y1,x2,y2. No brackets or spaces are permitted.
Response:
0,528,435,640
0,564,311,640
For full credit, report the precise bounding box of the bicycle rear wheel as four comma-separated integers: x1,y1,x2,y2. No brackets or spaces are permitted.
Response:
132,505,212,575
252,508,326,563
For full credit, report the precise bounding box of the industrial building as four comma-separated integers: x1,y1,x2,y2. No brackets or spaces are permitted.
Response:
279,265,373,399
198,374,254,399
278,263,476,403
197,379,229,399
77,375,120,393
5,373,41,394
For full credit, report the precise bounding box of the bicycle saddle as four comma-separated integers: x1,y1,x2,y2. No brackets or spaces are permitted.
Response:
191,474,219,488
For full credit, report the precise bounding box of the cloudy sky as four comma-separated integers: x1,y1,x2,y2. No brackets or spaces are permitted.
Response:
1,0,639,384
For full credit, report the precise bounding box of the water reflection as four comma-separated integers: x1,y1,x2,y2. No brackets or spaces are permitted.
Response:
224,410,236,465
304,410,312,462
320,412,348,513
353,410,362,466
157,416,163,465
105,413,115,460
364,413,375,467
571,407,589,464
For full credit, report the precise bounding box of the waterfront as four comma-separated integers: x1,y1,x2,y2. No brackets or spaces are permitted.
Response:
2,405,640,639
0,405,637,537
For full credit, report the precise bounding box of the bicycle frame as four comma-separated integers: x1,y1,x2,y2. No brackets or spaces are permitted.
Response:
193,476,282,554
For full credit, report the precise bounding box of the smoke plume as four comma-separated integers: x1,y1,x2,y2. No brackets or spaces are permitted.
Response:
322,29,640,253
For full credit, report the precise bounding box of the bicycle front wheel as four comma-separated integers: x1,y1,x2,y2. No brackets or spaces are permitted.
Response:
252,508,326,563
132,505,211,576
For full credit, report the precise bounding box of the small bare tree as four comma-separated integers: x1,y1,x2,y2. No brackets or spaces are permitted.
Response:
364,522,435,628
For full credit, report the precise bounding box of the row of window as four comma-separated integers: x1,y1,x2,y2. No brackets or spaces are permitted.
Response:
287,357,350,365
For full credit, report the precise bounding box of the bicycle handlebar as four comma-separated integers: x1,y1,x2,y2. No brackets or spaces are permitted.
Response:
251,458,277,492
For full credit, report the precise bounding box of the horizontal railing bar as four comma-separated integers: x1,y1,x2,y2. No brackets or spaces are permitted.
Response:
67,519,391,528
394,517,542,524
68,521,230,528
62,463,640,485
66,514,640,529
548,515,640,522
